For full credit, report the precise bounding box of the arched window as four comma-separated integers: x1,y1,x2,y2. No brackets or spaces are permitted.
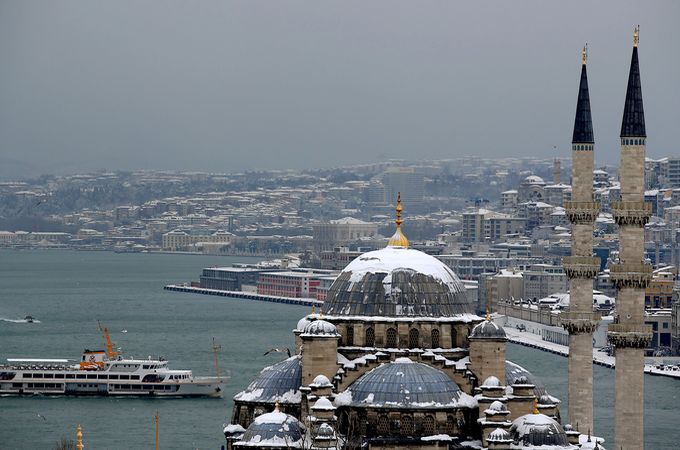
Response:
377,415,389,435
423,415,436,435
346,325,354,346
365,327,375,347
451,326,458,348
401,415,414,435
386,328,398,348
446,415,456,434
408,328,419,349
431,329,440,348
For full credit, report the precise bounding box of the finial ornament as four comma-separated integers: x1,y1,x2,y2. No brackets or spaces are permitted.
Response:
582,43,587,65
533,397,540,414
76,424,84,450
486,303,491,321
387,192,409,247
634,25,639,47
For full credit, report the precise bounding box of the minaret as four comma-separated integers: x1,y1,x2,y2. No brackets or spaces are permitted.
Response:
561,44,600,434
608,26,653,450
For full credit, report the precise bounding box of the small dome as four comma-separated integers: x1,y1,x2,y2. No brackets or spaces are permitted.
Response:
316,422,335,438
302,319,338,336
296,316,311,332
563,423,574,431
488,400,507,411
223,423,246,436
506,361,549,399
482,376,502,387
346,360,475,409
539,394,555,405
324,247,472,318
234,356,302,404
510,413,572,448
470,320,507,340
237,409,304,448
311,374,332,387
312,396,335,411
488,427,513,443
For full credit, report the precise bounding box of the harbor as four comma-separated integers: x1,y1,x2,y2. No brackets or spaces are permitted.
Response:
163,284,323,307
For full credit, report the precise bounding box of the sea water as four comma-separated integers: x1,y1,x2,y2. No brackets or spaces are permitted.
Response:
0,250,677,449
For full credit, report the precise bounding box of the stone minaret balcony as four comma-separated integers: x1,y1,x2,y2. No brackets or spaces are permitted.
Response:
611,201,652,226
608,322,652,349
562,256,600,279
608,262,652,289
561,311,600,334
564,201,600,224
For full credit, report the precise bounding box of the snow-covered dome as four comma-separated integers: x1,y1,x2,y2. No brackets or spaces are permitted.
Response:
324,246,473,318
234,356,302,404
486,400,507,413
482,376,502,387
311,374,332,387
510,413,575,448
488,427,513,443
344,360,476,409
295,316,311,332
302,319,339,337
236,408,305,448
505,361,550,399
523,175,546,186
311,396,335,411
316,422,335,438
470,319,507,340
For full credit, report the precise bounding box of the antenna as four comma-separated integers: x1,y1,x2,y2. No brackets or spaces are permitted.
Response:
212,337,222,381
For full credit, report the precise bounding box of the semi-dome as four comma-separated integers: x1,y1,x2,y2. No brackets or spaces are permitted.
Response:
344,359,476,409
506,361,548,398
510,413,575,448
295,316,311,332
324,246,473,317
482,376,502,387
470,320,507,340
302,319,339,337
236,408,304,448
234,356,302,404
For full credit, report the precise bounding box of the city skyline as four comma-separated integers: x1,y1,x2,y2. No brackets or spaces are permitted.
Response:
2,1,679,180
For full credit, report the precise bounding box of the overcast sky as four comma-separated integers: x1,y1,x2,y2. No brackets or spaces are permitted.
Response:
1,1,678,179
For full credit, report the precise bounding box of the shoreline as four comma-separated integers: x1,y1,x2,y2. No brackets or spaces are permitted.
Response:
163,284,323,307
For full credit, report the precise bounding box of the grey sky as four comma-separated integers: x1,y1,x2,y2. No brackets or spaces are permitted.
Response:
1,1,678,179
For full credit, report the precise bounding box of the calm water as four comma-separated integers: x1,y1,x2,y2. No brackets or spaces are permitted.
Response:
0,250,677,449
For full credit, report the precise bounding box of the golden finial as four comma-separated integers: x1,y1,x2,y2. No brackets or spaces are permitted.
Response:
275,401,280,412
312,304,316,315
633,25,639,47
76,424,84,450
387,192,409,247
582,43,587,65
486,303,491,321
533,397,540,414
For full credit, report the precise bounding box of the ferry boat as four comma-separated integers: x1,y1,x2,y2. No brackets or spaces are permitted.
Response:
0,325,226,397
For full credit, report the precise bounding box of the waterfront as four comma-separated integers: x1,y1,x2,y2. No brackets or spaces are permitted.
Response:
0,250,677,448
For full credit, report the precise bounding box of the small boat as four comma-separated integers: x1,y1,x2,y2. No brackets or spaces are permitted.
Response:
23,316,35,323
0,324,227,397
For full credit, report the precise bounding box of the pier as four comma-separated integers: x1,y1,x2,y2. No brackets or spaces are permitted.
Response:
163,284,323,307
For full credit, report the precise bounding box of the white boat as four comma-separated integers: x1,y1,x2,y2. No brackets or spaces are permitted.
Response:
0,325,226,397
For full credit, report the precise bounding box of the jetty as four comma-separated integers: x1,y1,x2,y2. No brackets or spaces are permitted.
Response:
164,284,323,307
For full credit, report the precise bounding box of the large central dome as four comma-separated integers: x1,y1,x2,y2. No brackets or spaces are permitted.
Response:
324,246,473,317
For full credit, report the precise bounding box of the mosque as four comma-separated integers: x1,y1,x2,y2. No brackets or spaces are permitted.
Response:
223,195,600,449
223,30,649,450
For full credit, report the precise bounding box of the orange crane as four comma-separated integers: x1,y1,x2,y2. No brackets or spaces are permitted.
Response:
98,321,120,359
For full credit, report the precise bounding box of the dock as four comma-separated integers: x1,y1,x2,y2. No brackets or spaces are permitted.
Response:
163,284,323,307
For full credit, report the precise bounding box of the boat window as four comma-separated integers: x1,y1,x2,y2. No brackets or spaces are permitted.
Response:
25,373,33,378
131,375,140,380
98,375,107,379
76,374,86,379
66,374,75,378
120,375,130,380
143,365,149,369
43,373,53,379
109,375,119,380
86,374,96,379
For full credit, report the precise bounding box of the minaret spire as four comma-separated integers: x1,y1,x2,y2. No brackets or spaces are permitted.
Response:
572,44,594,145
621,26,646,138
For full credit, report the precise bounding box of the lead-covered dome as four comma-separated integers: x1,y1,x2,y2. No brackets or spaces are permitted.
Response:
343,358,476,409
470,319,507,339
510,413,575,448
234,356,302,404
236,408,305,448
324,246,472,317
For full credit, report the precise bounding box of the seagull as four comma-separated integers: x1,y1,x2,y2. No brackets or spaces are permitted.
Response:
264,348,291,358
36,413,47,421
121,329,128,333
